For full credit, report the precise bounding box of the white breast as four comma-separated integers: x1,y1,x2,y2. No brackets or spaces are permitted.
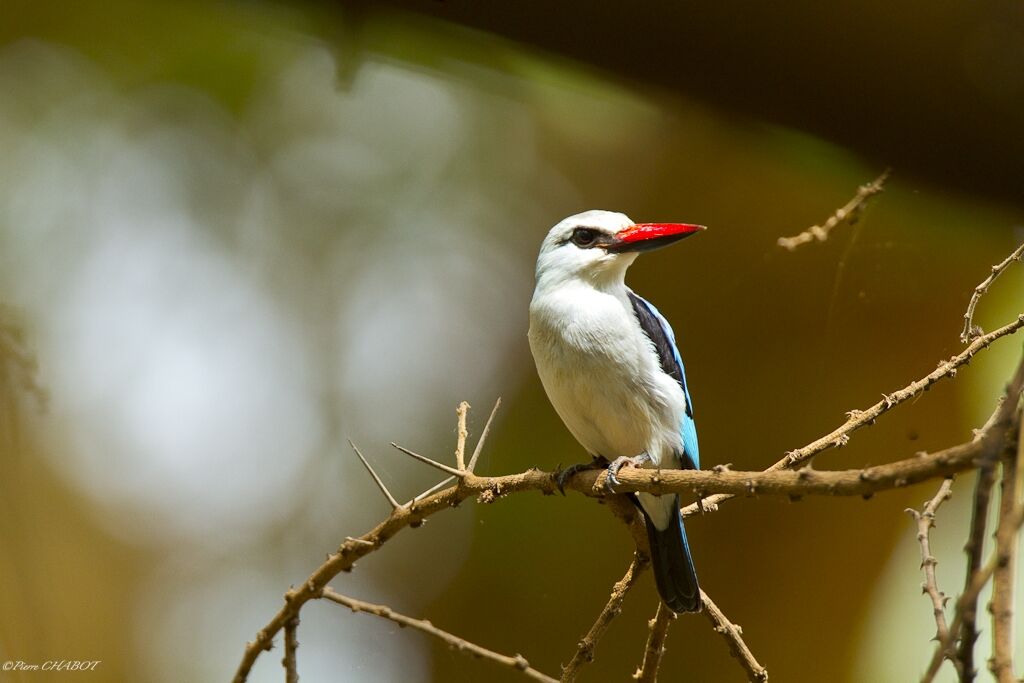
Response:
528,282,686,467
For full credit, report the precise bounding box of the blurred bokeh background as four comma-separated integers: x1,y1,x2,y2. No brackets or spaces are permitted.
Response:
1,1,1023,681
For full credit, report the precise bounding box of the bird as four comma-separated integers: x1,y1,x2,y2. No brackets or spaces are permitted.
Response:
527,209,705,613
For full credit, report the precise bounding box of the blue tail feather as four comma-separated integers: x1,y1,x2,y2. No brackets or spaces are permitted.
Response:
643,495,701,613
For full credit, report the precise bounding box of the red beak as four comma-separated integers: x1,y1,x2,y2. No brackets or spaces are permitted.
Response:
609,223,706,253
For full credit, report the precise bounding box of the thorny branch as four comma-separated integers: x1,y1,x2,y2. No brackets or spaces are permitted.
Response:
961,241,1024,344
921,500,1024,683
633,603,674,683
321,588,558,683
282,617,298,683
236,242,1024,683
919,347,1024,683
956,461,997,683
700,590,768,682
906,478,958,673
681,311,1024,518
561,553,649,683
989,428,1021,682
777,169,890,250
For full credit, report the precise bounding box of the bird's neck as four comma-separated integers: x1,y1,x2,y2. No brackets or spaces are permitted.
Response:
535,260,632,299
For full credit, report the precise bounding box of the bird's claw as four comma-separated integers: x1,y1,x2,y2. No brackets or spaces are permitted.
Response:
605,454,652,493
555,457,607,495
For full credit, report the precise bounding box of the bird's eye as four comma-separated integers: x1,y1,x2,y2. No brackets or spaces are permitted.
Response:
571,227,598,248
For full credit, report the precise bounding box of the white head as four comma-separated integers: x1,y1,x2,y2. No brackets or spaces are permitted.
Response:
535,209,705,290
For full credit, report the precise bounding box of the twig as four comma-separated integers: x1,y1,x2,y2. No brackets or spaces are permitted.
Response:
700,590,768,682
682,312,1024,517
233,477,469,682
777,169,891,250
234,406,497,683
989,428,1021,682
406,399,501,505
455,401,469,471
633,602,674,683
282,616,299,683
321,588,557,683
906,478,957,666
561,553,650,682
921,500,1024,683
961,242,1024,344
349,440,402,510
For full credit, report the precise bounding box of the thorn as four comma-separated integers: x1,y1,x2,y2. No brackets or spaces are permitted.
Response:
391,442,466,477
467,397,502,473
408,476,457,505
348,440,402,510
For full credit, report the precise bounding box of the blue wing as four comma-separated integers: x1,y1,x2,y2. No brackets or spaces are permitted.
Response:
626,291,700,470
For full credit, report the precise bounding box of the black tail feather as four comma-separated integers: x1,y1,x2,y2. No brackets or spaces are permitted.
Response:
643,495,701,613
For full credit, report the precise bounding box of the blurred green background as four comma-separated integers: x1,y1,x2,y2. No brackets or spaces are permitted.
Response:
1,1,1023,682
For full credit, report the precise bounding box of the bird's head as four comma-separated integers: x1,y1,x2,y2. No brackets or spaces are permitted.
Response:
535,210,705,288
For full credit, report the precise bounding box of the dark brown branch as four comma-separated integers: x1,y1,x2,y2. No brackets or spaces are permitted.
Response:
633,602,674,683
777,169,890,250
561,553,650,683
700,590,768,682
907,478,958,672
961,241,1024,343
321,588,557,683
282,616,299,683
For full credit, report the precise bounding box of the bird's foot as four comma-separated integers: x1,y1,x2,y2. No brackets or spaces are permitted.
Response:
555,456,608,495
606,453,652,492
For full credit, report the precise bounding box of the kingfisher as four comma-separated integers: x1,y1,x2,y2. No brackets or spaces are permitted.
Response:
528,209,705,613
